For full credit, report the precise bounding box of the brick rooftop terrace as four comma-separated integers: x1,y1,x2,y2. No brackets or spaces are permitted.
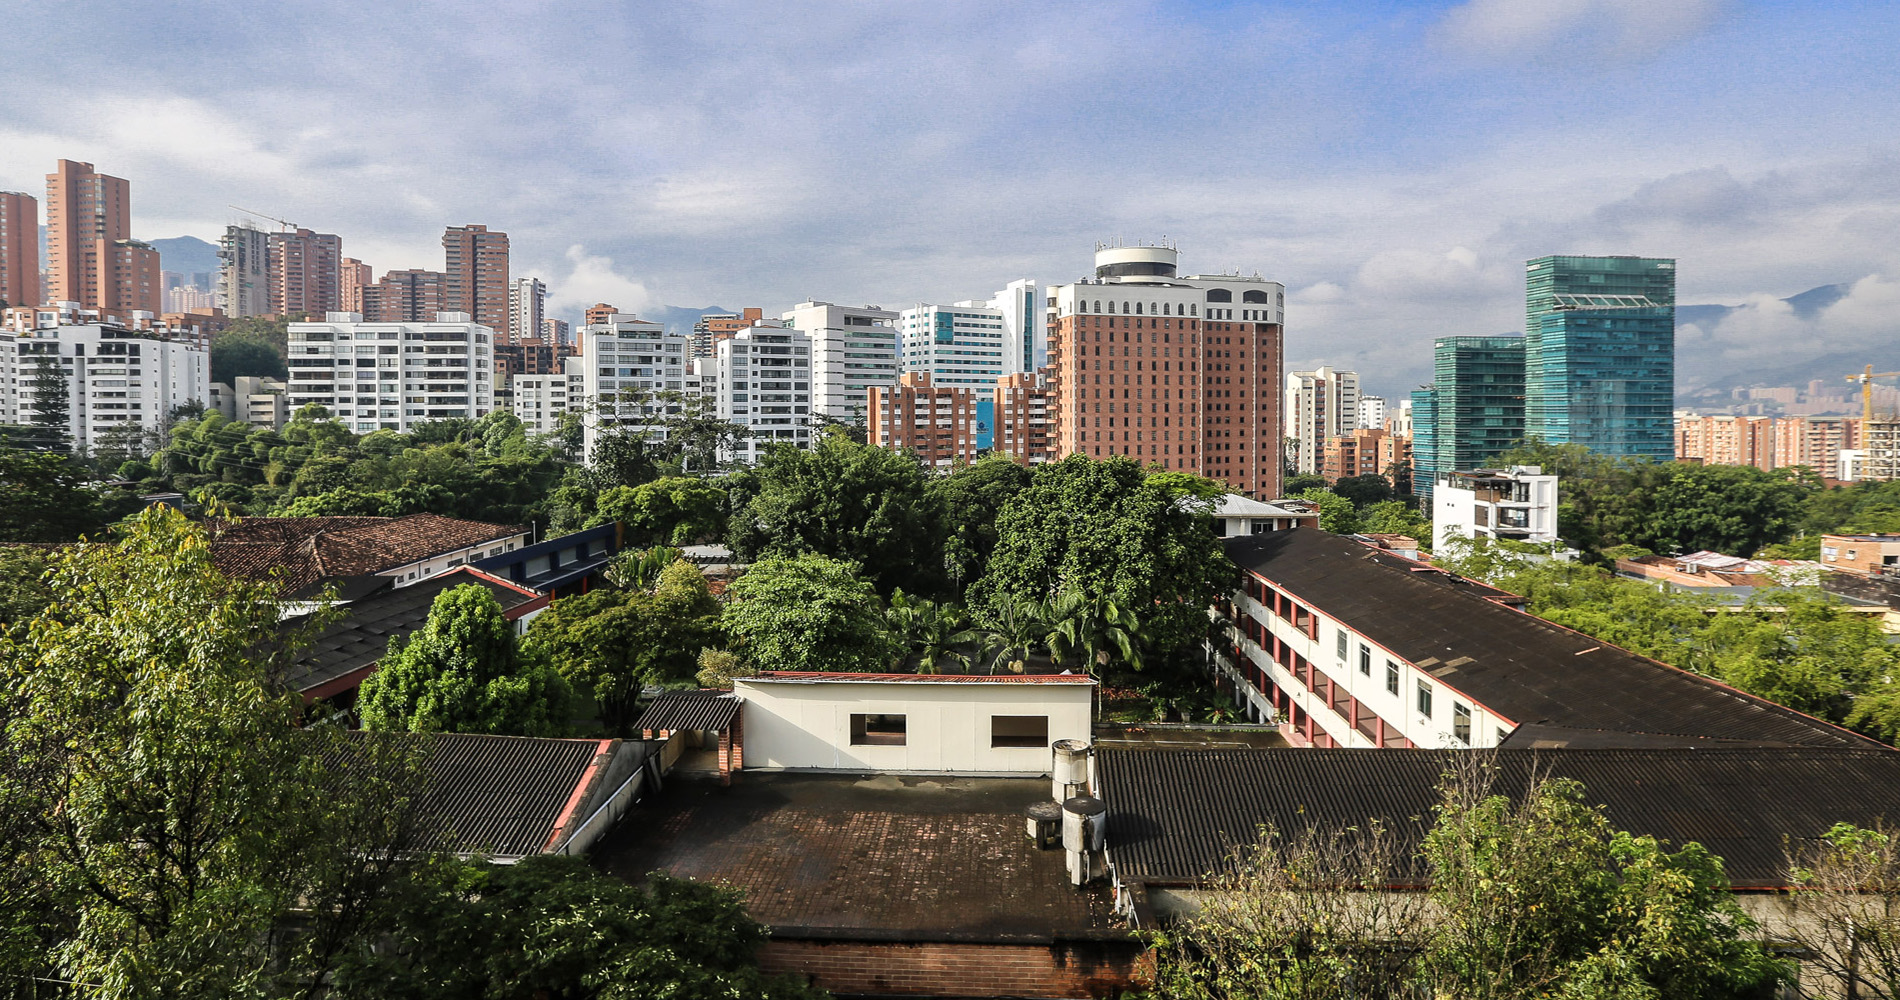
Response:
592,772,1121,939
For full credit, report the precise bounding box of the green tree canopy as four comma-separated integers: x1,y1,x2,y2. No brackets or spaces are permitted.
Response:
1294,488,1361,535
1330,473,1396,508
210,333,288,383
970,455,1234,618
929,453,1033,591
723,553,895,672
729,433,946,595
593,474,727,543
0,507,433,995
526,560,723,735
0,447,120,541
332,855,824,1000
359,584,573,736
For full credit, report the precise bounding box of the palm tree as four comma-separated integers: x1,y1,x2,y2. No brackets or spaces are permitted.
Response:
886,590,977,674
1044,587,1143,676
978,597,1053,675
603,545,684,591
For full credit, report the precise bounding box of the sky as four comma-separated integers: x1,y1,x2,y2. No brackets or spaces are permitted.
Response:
3,0,1897,399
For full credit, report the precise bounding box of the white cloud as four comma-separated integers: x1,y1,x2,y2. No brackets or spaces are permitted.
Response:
547,245,656,317
1434,0,1733,60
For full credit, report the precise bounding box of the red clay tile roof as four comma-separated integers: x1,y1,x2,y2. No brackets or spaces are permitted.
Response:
209,514,525,596
750,671,1096,684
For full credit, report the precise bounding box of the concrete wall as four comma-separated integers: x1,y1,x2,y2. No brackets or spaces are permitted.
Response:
734,678,1094,774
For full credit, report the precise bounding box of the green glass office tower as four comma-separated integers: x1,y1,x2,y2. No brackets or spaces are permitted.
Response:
1412,336,1526,502
1524,255,1676,461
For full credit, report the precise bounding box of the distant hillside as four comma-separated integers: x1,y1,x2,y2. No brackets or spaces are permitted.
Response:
1676,282,1855,398
147,235,220,277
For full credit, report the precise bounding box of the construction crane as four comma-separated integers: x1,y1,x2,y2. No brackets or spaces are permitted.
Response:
227,205,296,232
1845,365,1900,423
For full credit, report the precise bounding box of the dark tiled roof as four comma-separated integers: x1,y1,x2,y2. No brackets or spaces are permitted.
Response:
282,569,543,697
1226,529,1874,748
634,691,739,732
1098,747,1900,889
209,514,524,596
334,731,625,859
592,773,1121,940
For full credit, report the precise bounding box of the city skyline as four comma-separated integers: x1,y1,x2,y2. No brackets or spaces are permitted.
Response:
2,2,1898,400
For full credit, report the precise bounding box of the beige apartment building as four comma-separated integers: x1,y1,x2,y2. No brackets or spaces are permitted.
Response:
268,228,343,316
339,257,373,314
364,269,446,323
1676,413,1857,476
994,370,1056,464
42,160,160,316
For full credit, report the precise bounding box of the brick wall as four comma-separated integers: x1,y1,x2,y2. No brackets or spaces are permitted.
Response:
758,937,1148,998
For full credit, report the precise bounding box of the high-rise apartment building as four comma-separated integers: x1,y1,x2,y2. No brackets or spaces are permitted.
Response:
1674,413,1858,475
991,279,1040,374
339,258,373,315
542,317,571,346
1284,367,1359,476
899,301,1011,388
995,370,1056,464
42,160,160,317
285,311,495,433
2,323,209,451
364,269,447,323
1411,387,1439,502
579,312,690,462
217,223,272,318
508,278,545,347
1524,255,1676,461
781,300,899,426
717,322,812,462
1320,427,1406,481
690,308,764,358
1046,244,1286,499
867,372,983,469
268,228,343,316
0,190,39,308
1358,396,1387,431
442,225,511,340
1412,336,1527,503
583,303,618,327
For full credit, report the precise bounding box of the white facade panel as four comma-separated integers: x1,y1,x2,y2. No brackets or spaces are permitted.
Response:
733,677,1095,774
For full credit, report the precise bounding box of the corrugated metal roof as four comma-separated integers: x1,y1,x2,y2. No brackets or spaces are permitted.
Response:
1226,529,1874,748
333,731,617,859
635,691,739,732
1098,747,1900,888
748,672,1095,684
281,570,540,695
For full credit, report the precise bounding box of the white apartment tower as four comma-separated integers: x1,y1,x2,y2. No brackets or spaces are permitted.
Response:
717,323,811,462
285,312,495,433
1358,395,1387,431
578,312,690,461
780,301,898,426
993,279,1040,374
897,302,1009,389
1285,366,1360,476
2,324,210,451
508,278,546,346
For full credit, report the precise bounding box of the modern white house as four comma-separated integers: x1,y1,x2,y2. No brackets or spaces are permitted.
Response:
1213,493,1319,537
1431,465,1559,550
732,672,1095,774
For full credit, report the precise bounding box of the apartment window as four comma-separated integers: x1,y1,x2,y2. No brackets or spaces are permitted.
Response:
1386,661,1400,696
850,713,907,746
1453,703,1472,745
990,716,1049,749
1336,629,1348,661
1417,681,1434,719
1359,644,1371,676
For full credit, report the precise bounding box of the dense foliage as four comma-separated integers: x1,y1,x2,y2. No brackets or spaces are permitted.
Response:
358,584,574,737
723,553,897,673
1150,765,1787,1000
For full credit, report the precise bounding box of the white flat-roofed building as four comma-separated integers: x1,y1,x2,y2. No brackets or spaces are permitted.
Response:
781,301,898,427
2,323,209,450
511,356,584,437
717,322,811,462
1432,465,1559,550
733,672,1095,774
579,312,689,461
286,311,494,433
1213,493,1319,537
